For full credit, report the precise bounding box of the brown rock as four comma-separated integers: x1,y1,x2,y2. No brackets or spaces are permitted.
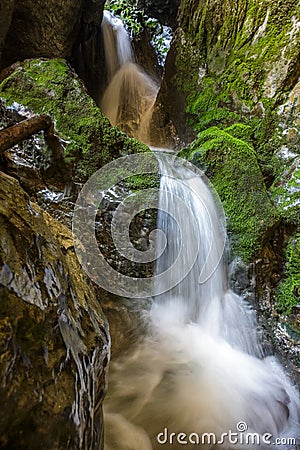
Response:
0,171,109,449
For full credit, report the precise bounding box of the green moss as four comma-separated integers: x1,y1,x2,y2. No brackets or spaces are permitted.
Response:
0,58,149,180
182,0,298,104
185,76,240,131
125,174,159,191
276,234,300,315
173,0,299,175
180,125,278,260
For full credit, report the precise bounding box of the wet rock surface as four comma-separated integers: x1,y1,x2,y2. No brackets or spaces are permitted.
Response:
149,37,193,149
95,183,157,280
0,99,68,195
132,29,162,80
254,227,300,385
0,171,110,449
229,240,300,385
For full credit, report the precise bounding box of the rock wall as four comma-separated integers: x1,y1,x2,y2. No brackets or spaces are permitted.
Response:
157,0,300,140
0,0,15,67
0,0,105,71
160,0,300,248
0,171,109,449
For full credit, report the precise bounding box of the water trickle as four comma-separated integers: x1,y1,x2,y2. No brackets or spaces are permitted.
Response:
100,11,158,142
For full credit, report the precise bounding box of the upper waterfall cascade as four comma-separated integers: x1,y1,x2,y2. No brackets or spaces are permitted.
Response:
101,11,300,450
101,11,159,142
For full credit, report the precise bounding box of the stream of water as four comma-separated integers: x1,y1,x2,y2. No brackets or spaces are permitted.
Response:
101,11,158,142
100,11,300,450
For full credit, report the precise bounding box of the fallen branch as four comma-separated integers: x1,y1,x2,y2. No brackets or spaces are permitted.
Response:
0,114,52,153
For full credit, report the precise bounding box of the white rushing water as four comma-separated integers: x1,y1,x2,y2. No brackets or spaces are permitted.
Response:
100,11,158,141
104,154,300,449
101,11,300,450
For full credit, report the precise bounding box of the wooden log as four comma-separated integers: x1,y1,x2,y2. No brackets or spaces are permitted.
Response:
0,114,52,153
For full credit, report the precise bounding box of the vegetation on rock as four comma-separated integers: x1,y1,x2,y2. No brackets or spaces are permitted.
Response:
105,0,172,66
0,58,149,180
179,125,278,259
165,0,300,325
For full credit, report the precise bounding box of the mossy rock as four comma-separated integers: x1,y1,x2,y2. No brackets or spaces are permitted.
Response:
179,125,278,260
158,0,300,152
178,0,299,110
0,58,149,180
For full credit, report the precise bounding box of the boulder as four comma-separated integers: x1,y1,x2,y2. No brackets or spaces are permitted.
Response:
180,125,278,259
151,0,300,144
0,170,109,449
0,58,149,181
0,0,15,66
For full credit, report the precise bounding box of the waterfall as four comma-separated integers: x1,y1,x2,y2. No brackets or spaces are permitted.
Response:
154,153,261,356
104,153,300,450
100,11,300,450
101,11,134,81
100,11,158,141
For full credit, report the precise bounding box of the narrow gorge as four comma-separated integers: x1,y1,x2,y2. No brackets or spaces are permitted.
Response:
0,0,299,449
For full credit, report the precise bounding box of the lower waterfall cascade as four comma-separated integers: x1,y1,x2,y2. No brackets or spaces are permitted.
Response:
100,10,300,450
103,154,300,450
